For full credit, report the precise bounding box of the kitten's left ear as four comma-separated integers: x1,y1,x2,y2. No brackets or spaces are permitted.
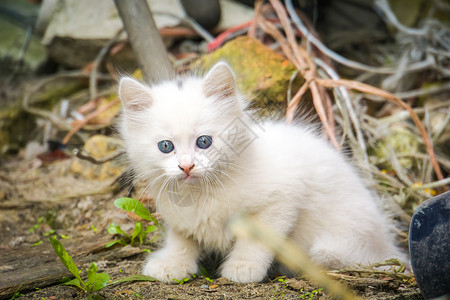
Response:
118,77,153,112
203,62,237,100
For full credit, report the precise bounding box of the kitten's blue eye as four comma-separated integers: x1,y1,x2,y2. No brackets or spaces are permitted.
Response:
158,140,174,153
196,135,212,149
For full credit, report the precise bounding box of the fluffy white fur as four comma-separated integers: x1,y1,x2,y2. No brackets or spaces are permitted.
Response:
118,62,405,283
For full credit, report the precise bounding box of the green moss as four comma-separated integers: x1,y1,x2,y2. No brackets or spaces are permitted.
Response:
195,36,304,116
33,80,86,109
0,104,35,154
0,79,86,154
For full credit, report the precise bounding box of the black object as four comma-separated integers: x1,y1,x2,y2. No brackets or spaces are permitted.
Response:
180,0,221,30
409,191,450,299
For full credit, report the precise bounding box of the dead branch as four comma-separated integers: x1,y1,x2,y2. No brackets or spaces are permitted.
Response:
62,97,120,145
284,0,435,75
22,71,112,134
316,78,444,182
73,148,125,165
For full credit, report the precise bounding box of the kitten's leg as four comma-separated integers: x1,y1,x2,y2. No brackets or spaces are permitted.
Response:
221,210,297,283
220,239,273,283
143,229,199,283
308,232,404,269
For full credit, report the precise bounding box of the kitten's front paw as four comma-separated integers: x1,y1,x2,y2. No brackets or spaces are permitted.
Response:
143,257,198,283
220,259,268,283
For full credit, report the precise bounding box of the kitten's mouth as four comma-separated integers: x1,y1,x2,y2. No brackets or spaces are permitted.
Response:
178,174,199,182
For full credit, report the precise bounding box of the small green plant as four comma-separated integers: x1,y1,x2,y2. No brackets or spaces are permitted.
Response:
132,291,141,298
277,277,287,286
48,235,156,297
9,284,24,300
271,287,286,299
106,197,161,248
30,216,69,246
49,235,110,294
300,288,323,299
270,277,288,299
29,217,45,233
172,277,190,285
106,223,157,248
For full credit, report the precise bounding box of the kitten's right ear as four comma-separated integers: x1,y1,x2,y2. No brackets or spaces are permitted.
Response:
202,62,237,100
118,77,153,111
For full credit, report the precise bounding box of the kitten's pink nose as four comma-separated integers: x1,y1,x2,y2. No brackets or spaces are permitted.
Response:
178,163,195,175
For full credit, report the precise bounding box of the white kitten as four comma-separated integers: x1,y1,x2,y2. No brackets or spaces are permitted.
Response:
118,62,405,283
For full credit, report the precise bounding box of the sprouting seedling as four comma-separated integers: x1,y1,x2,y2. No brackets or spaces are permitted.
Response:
28,216,45,233
114,197,161,228
9,284,24,299
172,277,190,285
106,222,158,248
300,288,324,299
48,236,156,297
106,197,162,248
49,235,110,294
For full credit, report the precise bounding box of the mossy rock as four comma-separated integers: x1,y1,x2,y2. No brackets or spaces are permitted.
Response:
0,104,35,154
195,36,304,117
371,125,421,171
0,78,87,154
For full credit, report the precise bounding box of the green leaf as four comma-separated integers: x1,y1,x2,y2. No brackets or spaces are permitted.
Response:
28,224,39,233
114,198,160,226
105,239,126,248
44,229,55,237
62,278,84,291
145,225,158,234
131,221,142,245
87,262,98,285
148,236,160,244
48,236,84,287
91,272,111,292
86,294,104,300
107,223,130,239
173,277,189,285
31,240,43,246
109,275,157,285
85,263,110,292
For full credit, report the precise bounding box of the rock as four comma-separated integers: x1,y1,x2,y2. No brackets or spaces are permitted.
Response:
195,36,304,117
70,135,125,180
0,103,36,154
409,191,450,299
0,17,47,75
38,0,254,69
39,0,184,69
215,0,254,31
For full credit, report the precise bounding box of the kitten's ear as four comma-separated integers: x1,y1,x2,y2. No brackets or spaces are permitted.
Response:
118,77,153,111
203,62,237,100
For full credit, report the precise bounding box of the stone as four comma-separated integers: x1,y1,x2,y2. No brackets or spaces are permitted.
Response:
70,135,125,181
409,191,450,299
0,17,47,75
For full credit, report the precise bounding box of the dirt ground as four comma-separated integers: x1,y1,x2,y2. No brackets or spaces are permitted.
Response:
0,155,422,300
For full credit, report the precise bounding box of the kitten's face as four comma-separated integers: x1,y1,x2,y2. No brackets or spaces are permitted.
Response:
119,62,248,193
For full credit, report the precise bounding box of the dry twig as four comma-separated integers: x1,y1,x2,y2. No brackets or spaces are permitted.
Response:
62,97,120,145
